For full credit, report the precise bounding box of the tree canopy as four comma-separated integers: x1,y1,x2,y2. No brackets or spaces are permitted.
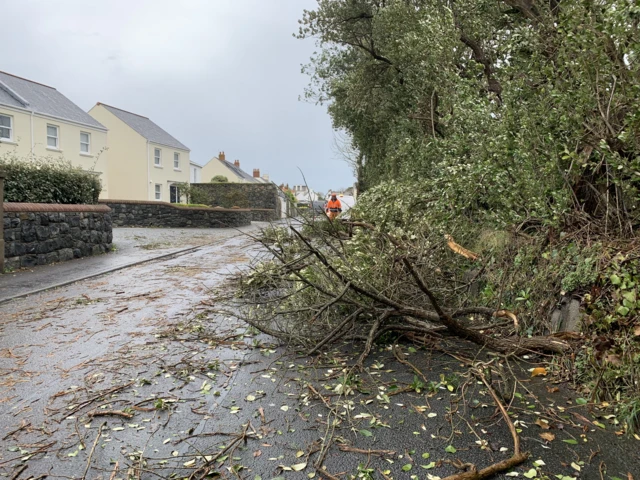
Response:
299,0,640,230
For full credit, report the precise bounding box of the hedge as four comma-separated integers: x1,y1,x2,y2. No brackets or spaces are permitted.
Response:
1,153,102,205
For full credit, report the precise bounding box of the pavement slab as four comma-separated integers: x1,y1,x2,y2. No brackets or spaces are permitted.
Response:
0,227,638,480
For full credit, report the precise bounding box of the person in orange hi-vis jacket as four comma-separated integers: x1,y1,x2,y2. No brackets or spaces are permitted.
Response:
325,193,342,221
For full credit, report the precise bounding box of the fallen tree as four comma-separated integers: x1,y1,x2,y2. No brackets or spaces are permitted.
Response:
226,218,571,362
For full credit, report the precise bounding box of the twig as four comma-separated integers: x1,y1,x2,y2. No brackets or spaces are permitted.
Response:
87,409,134,419
392,344,429,385
316,468,341,480
440,369,529,480
81,422,105,480
356,311,390,367
9,464,28,480
338,445,396,456
109,462,119,480
307,383,332,409
63,381,134,419
308,308,363,355
3,420,31,440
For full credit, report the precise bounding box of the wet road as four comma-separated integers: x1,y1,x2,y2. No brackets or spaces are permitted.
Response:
0,227,639,480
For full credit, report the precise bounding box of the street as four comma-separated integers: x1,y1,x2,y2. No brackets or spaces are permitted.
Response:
0,227,638,480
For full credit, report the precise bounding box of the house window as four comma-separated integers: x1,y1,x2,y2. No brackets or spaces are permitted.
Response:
0,114,12,140
155,184,162,200
47,125,59,148
154,148,161,166
174,152,180,170
80,132,90,153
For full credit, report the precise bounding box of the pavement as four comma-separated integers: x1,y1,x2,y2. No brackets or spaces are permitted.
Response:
0,225,638,480
0,225,264,304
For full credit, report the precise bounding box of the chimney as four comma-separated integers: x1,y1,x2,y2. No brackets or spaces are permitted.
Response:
219,151,226,161
253,168,260,178
234,160,240,168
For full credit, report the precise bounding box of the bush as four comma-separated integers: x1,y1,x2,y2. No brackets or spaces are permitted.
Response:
211,175,228,183
1,153,101,204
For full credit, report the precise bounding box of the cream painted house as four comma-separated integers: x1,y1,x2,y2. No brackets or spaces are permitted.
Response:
89,103,190,202
0,71,110,197
201,152,259,184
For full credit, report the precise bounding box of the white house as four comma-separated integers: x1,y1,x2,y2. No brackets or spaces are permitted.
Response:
190,161,202,183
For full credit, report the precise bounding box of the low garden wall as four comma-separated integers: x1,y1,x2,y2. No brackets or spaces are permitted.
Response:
3,203,113,270
191,183,280,220
102,200,252,228
251,209,279,222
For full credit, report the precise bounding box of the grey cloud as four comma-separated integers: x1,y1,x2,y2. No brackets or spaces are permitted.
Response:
2,0,354,193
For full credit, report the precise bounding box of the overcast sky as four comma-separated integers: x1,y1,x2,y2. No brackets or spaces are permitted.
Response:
2,0,354,193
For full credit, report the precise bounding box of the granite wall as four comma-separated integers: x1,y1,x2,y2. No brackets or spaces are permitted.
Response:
3,203,113,270
102,200,252,228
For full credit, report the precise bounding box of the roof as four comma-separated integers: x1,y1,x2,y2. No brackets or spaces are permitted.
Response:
97,103,189,151
205,156,258,183
0,71,106,129
225,161,258,182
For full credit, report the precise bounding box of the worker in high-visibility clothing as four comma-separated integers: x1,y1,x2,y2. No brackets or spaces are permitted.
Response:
325,193,342,221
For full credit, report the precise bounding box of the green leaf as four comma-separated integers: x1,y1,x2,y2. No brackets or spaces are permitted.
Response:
562,439,578,445
445,445,457,453
611,274,621,285
402,464,412,472
575,398,588,405
617,305,630,316
422,462,436,469
421,452,430,459
523,469,538,479
359,429,373,437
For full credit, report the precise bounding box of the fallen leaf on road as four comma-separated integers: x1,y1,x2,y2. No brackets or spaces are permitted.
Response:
531,367,548,377
540,432,555,442
535,418,550,429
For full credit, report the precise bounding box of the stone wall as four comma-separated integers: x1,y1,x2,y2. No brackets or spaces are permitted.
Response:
3,203,113,270
192,183,280,220
251,209,279,222
102,200,252,228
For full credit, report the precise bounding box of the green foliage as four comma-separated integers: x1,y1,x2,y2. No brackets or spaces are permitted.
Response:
299,0,640,230
211,175,228,183
1,153,101,204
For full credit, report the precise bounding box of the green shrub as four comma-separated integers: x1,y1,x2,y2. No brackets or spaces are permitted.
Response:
211,175,228,183
1,153,101,204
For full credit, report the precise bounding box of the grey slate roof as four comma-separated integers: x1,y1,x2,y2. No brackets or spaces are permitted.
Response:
98,103,189,151
223,160,258,182
0,71,106,129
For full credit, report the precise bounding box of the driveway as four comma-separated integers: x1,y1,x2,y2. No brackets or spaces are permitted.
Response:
0,226,638,480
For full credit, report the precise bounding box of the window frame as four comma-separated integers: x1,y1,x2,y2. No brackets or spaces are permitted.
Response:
154,183,162,200
0,114,13,141
80,131,91,154
154,148,161,166
47,124,60,149
174,152,180,170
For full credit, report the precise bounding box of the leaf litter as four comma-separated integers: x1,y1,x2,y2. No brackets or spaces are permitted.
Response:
0,233,638,479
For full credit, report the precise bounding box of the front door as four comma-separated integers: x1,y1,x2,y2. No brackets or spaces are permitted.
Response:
170,185,180,204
